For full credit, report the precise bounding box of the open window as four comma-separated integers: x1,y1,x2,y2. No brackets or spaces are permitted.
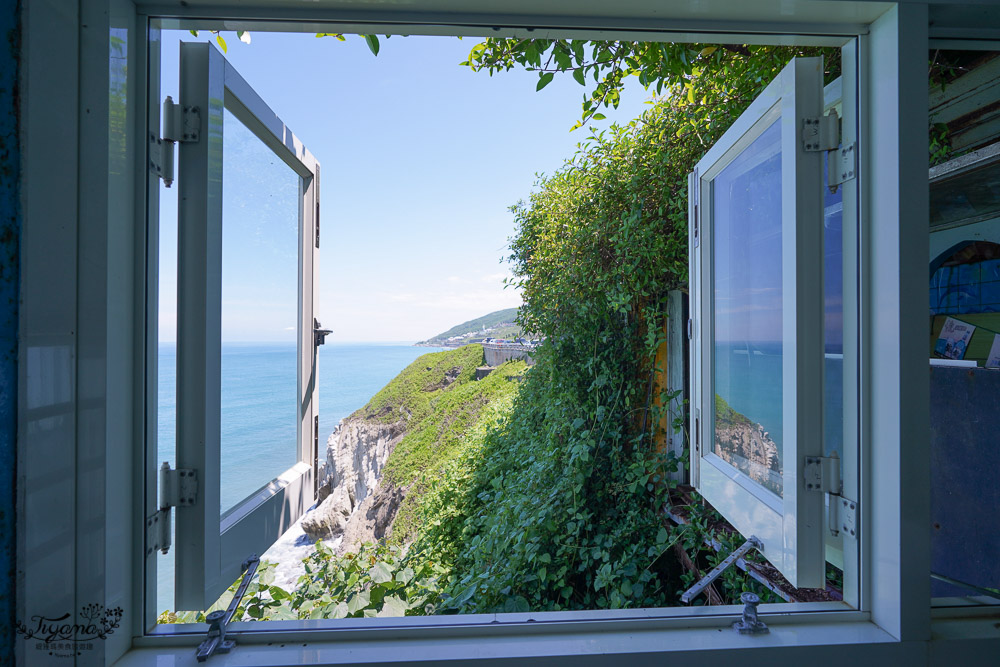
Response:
169,42,321,610
689,56,832,588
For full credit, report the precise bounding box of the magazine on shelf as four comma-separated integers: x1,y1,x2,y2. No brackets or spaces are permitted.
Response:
934,316,976,360
987,334,1000,368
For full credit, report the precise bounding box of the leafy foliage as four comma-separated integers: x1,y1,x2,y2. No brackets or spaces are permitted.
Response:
160,41,851,623
419,42,847,611
417,353,686,611
382,357,528,544
158,542,447,624
462,40,838,130
357,344,483,425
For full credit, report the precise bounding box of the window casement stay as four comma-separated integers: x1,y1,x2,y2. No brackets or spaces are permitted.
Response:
145,462,199,557
196,555,261,662
680,535,763,604
803,453,858,540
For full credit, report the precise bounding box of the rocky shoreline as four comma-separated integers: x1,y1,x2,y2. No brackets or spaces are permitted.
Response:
263,414,409,587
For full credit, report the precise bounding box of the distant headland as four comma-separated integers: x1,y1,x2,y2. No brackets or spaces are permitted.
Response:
415,308,525,347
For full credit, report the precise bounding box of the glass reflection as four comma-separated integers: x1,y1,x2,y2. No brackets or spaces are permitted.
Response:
713,120,783,497
220,107,301,516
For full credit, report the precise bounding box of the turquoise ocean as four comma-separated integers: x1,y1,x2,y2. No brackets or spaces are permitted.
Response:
156,342,445,614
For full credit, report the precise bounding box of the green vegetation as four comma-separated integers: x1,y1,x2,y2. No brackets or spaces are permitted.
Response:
416,308,522,346
715,394,751,428
379,352,528,544
159,542,449,623
358,344,484,425
164,41,836,624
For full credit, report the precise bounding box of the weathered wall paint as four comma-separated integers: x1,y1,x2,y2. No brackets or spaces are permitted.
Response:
0,1,20,661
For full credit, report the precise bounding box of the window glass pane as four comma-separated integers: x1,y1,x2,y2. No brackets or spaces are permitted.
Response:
712,119,783,497
824,166,843,461
220,107,302,516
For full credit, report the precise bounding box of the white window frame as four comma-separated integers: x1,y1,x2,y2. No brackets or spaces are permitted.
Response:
689,56,846,589
169,41,321,611
20,1,978,664
143,21,858,632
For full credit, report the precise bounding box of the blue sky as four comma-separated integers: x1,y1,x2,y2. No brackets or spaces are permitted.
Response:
157,30,654,342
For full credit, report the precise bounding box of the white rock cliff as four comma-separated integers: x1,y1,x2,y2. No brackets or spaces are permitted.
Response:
299,416,405,545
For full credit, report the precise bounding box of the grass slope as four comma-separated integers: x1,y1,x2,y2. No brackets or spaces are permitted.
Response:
353,343,527,544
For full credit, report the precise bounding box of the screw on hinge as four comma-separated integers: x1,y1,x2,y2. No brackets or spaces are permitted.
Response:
733,592,769,635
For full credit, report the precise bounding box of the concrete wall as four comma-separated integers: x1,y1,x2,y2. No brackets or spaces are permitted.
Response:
482,342,535,367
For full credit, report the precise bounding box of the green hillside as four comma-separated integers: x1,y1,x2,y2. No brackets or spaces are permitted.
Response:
416,308,521,346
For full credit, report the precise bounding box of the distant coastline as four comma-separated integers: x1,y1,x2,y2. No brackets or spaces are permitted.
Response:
414,307,524,348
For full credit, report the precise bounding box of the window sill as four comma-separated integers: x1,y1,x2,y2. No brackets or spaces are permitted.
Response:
118,605,906,666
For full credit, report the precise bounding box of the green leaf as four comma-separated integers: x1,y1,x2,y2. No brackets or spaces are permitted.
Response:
370,561,394,584
573,68,586,86
591,113,607,121
363,34,380,56
347,590,371,614
269,605,296,620
215,34,227,53
503,596,530,613
536,72,555,92
268,586,292,601
395,567,415,584
329,602,350,619
377,595,410,617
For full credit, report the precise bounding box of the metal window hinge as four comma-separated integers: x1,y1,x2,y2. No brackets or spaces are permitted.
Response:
803,453,841,494
196,556,260,662
315,202,321,248
802,112,840,152
803,453,858,540
803,111,856,193
145,462,199,556
687,318,693,340
830,495,859,540
828,142,857,193
150,96,201,187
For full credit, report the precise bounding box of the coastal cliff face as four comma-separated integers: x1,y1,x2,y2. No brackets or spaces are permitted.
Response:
321,418,405,508
298,344,526,555
301,416,407,548
714,394,782,495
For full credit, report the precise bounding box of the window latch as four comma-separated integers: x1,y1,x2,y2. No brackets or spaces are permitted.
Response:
150,96,201,187
196,555,260,662
314,318,333,347
145,462,198,556
734,592,769,635
803,453,858,539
